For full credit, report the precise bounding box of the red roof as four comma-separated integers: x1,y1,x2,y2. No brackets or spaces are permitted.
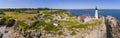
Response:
80,14,90,20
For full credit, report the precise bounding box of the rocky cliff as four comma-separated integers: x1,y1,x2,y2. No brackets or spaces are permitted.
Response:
106,16,120,38
68,17,106,38
0,16,120,38
40,16,107,38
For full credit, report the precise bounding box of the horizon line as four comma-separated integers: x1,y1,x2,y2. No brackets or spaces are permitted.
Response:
0,7,120,9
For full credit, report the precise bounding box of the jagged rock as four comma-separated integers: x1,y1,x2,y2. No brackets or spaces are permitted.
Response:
2,16,120,38
0,32,3,38
106,16,120,38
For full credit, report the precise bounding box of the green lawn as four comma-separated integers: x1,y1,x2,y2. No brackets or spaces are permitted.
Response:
59,21,88,29
5,12,37,21
59,20,102,29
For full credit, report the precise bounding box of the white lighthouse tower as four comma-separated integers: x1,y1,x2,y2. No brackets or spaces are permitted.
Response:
95,6,98,19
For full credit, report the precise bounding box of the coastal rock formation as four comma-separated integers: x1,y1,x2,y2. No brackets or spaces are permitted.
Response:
106,16,120,38
70,17,106,38
41,17,107,38
0,17,107,38
1,16,120,38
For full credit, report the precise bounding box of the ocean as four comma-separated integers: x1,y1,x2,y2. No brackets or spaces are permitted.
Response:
67,9,120,20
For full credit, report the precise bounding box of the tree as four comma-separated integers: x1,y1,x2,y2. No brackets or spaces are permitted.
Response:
37,8,50,10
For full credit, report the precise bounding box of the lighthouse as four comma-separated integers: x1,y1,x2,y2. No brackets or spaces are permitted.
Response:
95,6,98,19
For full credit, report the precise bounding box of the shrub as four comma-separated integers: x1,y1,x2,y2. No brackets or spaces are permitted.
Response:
44,24,55,31
6,19,16,27
0,11,5,15
44,23,58,31
58,31,63,35
71,31,76,35
17,21,29,31
0,17,6,25
30,20,46,29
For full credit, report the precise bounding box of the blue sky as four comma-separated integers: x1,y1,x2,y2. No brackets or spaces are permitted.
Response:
0,0,120,9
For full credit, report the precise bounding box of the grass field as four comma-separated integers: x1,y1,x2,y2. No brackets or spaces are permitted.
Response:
59,19,102,29
5,12,37,21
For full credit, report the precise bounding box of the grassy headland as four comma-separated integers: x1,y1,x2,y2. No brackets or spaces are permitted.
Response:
0,8,103,37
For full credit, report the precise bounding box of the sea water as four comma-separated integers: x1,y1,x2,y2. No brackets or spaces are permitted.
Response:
68,9,120,20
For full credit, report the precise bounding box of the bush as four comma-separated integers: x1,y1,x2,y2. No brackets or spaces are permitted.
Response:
30,20,46,29
0,17,6,25
58,31,63,35
17,21,29,31
44,23,58,31
71,31,76,35
6,19,16,27
44,24,55,31
0,11,5,15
